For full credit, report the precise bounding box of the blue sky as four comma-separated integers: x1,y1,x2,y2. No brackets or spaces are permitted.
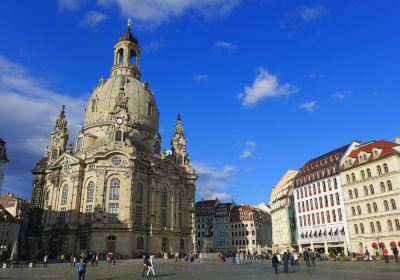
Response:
1,0,400,204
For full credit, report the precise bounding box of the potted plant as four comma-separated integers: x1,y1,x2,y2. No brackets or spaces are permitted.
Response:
351,252,357,261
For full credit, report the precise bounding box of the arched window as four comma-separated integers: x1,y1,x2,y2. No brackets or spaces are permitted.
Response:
115,130,123,142
354,188,358,198
180,239,185,251
137,237,144,249
363,186,368,196
357,206,362,215
377,165,382,175
354,224,359,234
380,182,386,193
322,181,326,192
351,173,356,182
373,202,378,213
395,219,400,231
360,223,365,234
346,175,350,183
383,163,389,173
328,179,332,190
51,149,58,160
367,169,371,177
129,48,137,66
387,220,393,231
161,187,168,227
348,190,353,199
387,180,393,191
91,100,97,113
117,48,124,64
61,184,68,205
136,182,143,204
391,199,397,210
333,178,337,189
384,200,389,211
361,170,365,180
109,178,120,200
377,221,382,232
369,185,375,195
87,181,94,203
351,207,356,216
370,222,375,233
367,203,371,213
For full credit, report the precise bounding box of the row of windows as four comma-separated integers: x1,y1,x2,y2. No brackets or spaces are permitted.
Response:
348,181,393,199
231,230,255,237
298,193,341,213
296,165,338,185
354,219,400,234
299,209,343,228
351,199,397,215
296,178,338,200
345,164,389,183
231,239,257,246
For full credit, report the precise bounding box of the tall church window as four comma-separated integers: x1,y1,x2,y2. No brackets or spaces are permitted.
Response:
136,182,143,204
51,149,58,160
115,130,123,142
135,206,142,225
137,237,144,249
87,182,94,203
109,178,120,200
85,205,93,224
61,185,68,205
147,103,153,116
59,207,66,222
108,203,119,223
161,187,168,227
117,48,124,65
92,100,97,113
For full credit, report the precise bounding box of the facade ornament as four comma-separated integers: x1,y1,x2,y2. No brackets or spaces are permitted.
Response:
115,76,128,110
55,105,68,132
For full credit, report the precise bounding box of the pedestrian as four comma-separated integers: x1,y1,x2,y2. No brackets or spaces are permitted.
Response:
142,255,149,277
272,253,279,274
383,248,389,263
43,254,48,268
293,251,299,266
310,250,315,266
113,255,117,266
282,252,289,273
175,252,179,262
60,254,65,264
146,255,156,277
303,249,310,267
77,259,86,280
392,246,399,262
232,252,236,264
95,253,99,266
72,255,76,267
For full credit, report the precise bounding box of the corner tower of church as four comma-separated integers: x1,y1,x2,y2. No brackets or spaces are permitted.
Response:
27,20,197,258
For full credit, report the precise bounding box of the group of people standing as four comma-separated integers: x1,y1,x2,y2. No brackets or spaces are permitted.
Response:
272,249,312,274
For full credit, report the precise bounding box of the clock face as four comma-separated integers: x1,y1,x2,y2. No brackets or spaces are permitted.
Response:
55,138,61,144
116,117,123,125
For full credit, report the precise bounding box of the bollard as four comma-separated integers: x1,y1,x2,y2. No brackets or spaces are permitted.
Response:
2,263,6,269
29,263,33,268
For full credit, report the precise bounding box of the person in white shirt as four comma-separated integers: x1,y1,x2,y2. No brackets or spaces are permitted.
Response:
147,256,156,277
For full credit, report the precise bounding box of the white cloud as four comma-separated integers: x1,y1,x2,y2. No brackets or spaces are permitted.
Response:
98,0,242,28
80,11,107,28
58,0,86,13
299,100,317,112
298,4,328,22
193,74,208,82
238,68,298,107
193,162,236,200
332,91,349,100
240,141,257,160
0,56,86,198
212,41,238,50
142,40,164,52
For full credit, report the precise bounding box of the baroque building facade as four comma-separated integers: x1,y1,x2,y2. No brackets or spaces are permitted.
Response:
340,139,400,255
27,22,197,258
270,170,298,252
293,142,359,253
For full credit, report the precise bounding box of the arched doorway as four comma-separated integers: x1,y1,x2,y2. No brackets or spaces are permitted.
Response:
162,238,168,253
106,236,116,253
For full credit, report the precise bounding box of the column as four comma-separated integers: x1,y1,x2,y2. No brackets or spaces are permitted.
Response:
324,241,328,253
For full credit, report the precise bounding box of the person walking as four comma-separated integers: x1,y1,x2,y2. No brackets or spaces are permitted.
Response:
142,255,149,277
310,250,315,266
72,256,77,267
77,259,86,280
282,252,289,273
293,251,299,267
113,255,117,266
383,248,389,263
175,252,179,262
272,253,279,274
392,246,399,262
43,254,48,268
60,254,65,264
303,249,311,267
146,256,157,277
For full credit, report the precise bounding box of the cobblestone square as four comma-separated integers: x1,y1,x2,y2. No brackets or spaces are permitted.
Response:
1,259,399,280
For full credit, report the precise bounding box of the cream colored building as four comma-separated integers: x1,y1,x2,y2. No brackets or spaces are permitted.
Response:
270,170,298,252
26,22,197,258
340,139,400,255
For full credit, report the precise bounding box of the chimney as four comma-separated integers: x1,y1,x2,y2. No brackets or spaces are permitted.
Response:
396,137,400,145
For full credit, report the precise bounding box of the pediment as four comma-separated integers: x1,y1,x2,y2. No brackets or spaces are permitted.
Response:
49,153,83,168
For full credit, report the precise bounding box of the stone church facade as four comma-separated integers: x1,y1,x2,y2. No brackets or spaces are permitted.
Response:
27,22,197,258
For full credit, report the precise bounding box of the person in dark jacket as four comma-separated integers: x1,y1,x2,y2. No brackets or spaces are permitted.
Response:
303,249,311,267
142,255,149,277
282,252,289,273
272,253,279,274
77,259,86,280
392,246,399,262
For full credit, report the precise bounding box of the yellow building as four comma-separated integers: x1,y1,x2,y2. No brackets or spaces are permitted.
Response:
27,22,197,258
340,139,400,255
